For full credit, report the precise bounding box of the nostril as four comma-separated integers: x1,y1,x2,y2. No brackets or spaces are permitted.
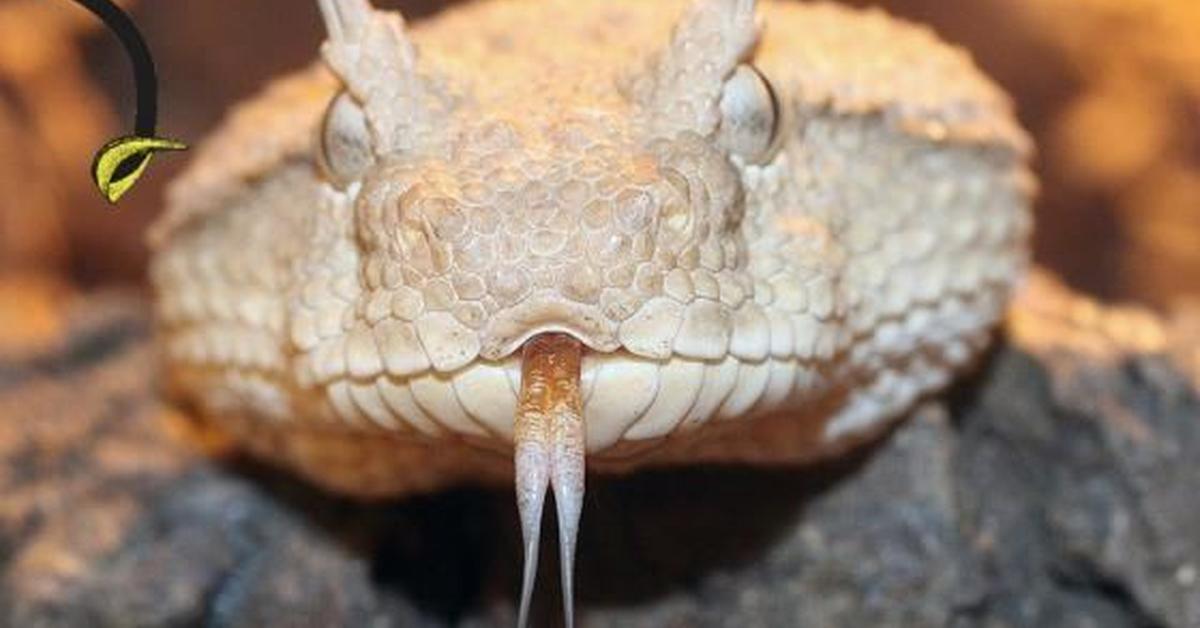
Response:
420,198,467,243
658,168,695,239
394,216,428,254
662,199,691,235
392,186,469,261
390,196,438,271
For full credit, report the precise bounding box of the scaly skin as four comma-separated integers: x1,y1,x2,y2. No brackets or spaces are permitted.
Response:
149,0,1032,535
151,1,1033,621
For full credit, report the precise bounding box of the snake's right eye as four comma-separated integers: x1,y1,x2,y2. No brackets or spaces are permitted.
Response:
318,91,373,187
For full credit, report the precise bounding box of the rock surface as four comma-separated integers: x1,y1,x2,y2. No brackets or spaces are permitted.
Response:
0,272,1196,627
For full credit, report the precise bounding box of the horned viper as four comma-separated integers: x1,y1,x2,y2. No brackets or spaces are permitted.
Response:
148,0,1034,624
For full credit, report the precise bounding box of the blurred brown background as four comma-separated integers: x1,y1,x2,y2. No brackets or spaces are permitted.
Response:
1,0,1198,309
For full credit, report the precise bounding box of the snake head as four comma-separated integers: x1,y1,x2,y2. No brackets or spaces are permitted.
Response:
311,2,781,626
314,0,781,364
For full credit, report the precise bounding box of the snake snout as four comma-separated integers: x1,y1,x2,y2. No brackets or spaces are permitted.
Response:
478,297,621,360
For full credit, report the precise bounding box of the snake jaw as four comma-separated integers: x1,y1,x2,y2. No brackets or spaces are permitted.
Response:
515,333,586,628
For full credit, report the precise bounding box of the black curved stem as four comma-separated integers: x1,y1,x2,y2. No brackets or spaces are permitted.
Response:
72,0,157,137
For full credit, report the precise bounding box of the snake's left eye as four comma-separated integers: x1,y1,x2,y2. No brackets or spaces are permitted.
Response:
318,91,373,187
717,65,783,165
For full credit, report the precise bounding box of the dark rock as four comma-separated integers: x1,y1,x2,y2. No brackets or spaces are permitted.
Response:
0,272,1196,627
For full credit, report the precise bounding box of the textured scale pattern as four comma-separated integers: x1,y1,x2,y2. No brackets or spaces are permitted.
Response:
149,0,1033,498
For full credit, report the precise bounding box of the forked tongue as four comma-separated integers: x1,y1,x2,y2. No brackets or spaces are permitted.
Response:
514,333,585,628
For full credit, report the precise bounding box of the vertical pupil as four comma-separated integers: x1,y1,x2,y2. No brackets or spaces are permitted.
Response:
751,66,781,143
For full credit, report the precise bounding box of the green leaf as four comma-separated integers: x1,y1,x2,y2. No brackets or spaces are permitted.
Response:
91,135,187,203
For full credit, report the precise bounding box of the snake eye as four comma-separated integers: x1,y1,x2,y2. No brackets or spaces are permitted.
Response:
318,91,373,187
717,65,783,165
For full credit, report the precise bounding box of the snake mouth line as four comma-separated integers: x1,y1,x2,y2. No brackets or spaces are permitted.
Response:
514,332,585,628
479,297,621,360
